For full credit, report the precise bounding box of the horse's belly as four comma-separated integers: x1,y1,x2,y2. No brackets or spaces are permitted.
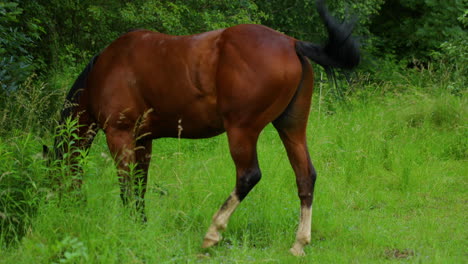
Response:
148,96,225,139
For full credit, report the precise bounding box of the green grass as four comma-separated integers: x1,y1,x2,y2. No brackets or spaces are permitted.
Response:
1,90,466,263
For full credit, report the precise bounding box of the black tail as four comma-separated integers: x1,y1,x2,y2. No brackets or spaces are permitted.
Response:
295,0,360,72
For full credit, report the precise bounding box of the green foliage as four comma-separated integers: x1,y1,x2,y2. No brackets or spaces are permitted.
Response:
255,0,384,44
0,75,61,136
0,1,43,92
0,133,47,245
0,117,89,246
18,0,262,70
49,236,89,263
430,10,468,86
50,118,89,183
370,0,467,62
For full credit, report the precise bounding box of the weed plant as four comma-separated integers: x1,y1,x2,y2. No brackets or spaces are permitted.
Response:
0,118,88,247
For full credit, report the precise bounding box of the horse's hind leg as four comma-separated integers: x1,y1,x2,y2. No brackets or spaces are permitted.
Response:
203,127,261,248
273,56,316,256
274,124,316,256
133,138,152,221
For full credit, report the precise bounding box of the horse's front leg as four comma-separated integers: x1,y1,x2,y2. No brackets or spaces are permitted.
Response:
106,127,151,221
133,138,152,221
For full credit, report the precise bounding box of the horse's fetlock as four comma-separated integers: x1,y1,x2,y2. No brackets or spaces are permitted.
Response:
216,222,227,231
297,233,311,245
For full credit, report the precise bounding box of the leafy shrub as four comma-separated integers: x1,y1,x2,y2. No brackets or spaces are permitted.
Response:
0,119,87,246
0,75,61,136
18,0,263,70
0,1,42,92
49,236,89,264
0,133,48,245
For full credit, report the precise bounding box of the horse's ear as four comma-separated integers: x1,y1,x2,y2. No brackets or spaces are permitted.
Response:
42,145,50,159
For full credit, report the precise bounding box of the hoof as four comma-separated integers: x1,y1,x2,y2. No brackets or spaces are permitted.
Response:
202,237,219,248
290,244,306,256
202,232,221,248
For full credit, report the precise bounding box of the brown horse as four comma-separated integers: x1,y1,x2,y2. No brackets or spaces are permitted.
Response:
44,0,359,256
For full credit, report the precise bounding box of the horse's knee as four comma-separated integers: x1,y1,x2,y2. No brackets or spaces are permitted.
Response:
236,168,262,201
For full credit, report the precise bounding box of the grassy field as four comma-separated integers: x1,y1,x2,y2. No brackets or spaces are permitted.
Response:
1,89,466,263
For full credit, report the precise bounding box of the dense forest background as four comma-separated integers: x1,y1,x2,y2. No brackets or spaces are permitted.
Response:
0,0,466,134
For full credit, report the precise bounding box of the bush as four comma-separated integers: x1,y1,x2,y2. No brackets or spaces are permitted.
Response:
0,1,42,92
0,133,48,245
0,75,61,136
0,118,89,246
